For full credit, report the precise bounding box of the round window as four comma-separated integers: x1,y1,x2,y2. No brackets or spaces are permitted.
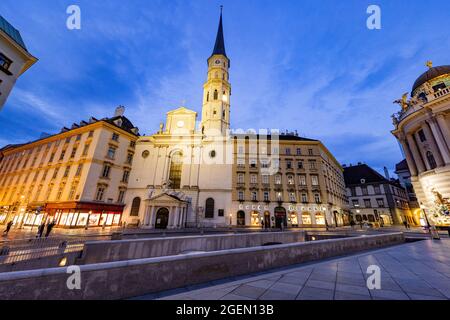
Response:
209,150,216,158
142,150,150,159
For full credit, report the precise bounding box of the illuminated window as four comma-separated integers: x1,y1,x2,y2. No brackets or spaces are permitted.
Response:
130,197,141,216
169,152,183,189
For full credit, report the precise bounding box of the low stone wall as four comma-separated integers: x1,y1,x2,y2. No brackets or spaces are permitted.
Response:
78,231,307,264
0,251,81,273
0,233,404,300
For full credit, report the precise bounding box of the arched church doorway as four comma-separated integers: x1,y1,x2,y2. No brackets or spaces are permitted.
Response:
237,211,246,226
275,207,287,228
155,208,169,229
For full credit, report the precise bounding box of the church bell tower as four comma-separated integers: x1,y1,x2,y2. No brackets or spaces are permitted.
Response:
201,8,231,136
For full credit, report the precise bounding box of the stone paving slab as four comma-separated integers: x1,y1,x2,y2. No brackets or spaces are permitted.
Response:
138,239,450,300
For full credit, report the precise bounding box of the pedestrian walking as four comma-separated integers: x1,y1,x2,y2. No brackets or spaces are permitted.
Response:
37,222,45,238
350,220,356,229
45,221,56,238
403,220,408,229
3,221,13,236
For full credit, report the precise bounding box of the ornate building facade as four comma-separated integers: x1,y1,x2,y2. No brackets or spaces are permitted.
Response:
0,107,139,228
0,15,37,109
391,62,450,227
121,12,348,229
344,163,414,226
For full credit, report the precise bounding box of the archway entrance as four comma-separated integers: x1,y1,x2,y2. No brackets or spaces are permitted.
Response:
237,211,246,226
275,207,287,228
155,208,169,229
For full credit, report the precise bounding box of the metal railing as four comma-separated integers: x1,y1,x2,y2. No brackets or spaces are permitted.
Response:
0,237,84,265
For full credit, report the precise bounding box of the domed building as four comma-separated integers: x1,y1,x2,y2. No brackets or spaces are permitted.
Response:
391,62,450,227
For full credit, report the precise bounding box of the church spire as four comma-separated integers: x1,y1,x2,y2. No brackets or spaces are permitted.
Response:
211,6,227,58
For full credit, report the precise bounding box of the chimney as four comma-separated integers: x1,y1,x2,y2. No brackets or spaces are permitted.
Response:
384,166,390,180
114,105,125,117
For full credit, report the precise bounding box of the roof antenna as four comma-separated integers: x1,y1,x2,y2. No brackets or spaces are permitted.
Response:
220,5,223,14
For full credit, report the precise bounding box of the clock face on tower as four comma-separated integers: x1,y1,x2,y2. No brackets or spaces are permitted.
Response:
176,120,185,128
215,59,221,65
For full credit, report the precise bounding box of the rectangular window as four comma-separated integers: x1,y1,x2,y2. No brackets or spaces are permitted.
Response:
250,174,257,184
238,191,244,201
70,148,77,159
122,170,130,183
418,129,426,142
238,146,244,154
95,186,106,201
275,175,282,185
118,190,125,203
374,185,381,194
264,192,269,202
68,185,77,200
52,168,59,180
296,148,302,156
102,164,111,178
63,166,71,178
75,164,83,177
88,130,94,138
251,192,257,201
288,175,294,185
65,137,71,144
289,193,296,202
299,175,306,186
301,193,308,203
59,150,66,161
286,160,292,169
237,158,245,167
352,200,360,207
311,175,319,186
308,149,313,156
82,144,90,156
364,199,372,208
314,193,321,203
285,148,291,155
237,173,244,183
262,175,269,184
76,134,82,141
309,160,316,169
0,53,13,71
250,159,257,168
126,153,134,165
297,161,303,169
362,187,368,196
112,133,119,142
376,198,385,207
107,146,116,159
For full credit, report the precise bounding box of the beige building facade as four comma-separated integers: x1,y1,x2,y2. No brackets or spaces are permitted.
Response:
232,134,348,228
391,63,450,227
0,107,139,228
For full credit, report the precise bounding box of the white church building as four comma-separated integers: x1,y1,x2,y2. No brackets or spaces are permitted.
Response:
122,11,348,229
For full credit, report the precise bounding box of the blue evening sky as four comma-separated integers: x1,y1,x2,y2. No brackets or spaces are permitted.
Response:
1,0,450,176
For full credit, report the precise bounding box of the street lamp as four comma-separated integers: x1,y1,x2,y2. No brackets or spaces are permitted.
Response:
420,203,440,240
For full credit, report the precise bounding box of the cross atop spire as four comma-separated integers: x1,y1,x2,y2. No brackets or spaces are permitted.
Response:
211,6,227,58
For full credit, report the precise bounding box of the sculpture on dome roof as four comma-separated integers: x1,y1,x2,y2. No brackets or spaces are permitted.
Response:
393,92,410,111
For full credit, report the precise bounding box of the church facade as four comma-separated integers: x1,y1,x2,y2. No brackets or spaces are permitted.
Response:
122,12,348,229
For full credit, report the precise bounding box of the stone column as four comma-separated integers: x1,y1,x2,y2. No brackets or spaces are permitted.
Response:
422,123,445,167
406,134,426,173
435,113,450,152
150,206,157,227
427,118,450,164
399,137,418,176
144,206,151,226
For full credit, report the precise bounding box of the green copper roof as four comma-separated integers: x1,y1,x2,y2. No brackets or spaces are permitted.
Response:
0,15,28,51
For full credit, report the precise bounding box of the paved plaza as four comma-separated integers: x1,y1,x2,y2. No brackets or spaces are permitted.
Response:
136,239,450,300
